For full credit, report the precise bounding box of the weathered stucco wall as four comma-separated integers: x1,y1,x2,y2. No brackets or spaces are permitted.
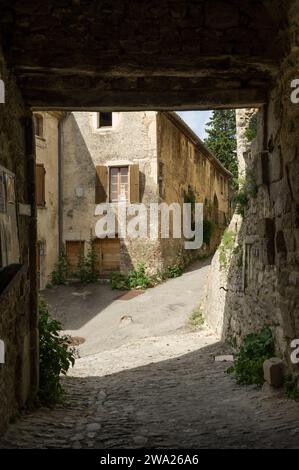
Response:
0,48,37,434
63,111,162,272
204,5,299,375
36,112,60,289
157,112,231,268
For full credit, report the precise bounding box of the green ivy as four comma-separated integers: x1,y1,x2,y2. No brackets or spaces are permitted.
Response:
38,298,76,405
244,114,257,143
235,173,258,217
219,230,236,271
203,219,216,245
227,327,274,386
50,250,68,285
284,375,299,401
76,236,98,283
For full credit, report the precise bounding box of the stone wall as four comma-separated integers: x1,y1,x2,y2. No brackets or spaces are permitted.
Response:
157,112,231,268
204,6,299,375
36,112,60,289
0,48,37,434
236,108,258,177
1,1,286,110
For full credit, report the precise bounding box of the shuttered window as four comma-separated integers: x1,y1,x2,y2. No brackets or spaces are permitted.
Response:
95,164,140,204
129,164,140,203
36,163,46,207
34,114,43,138
95,165,108,203
109,166,129,202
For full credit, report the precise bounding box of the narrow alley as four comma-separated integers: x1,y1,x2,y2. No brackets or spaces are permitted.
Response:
1,262,299,449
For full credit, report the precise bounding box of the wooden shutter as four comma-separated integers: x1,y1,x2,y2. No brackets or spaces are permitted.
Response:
36,163,45,206
95,165,107,203
130,164,140,203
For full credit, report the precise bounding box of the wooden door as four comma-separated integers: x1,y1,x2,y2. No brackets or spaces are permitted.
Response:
66,241,84,276
94,238,120,275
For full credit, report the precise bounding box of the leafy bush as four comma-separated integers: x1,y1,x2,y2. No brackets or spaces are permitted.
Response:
38,298,76,405
190,307,205,328
127,262,151,289
110,259,186,290
77,236,98,283
284,375,299,401
227,327,274,386
203,219,216,245
164,264,183,278
50,250,68,285
77,250,88,282
235,189,248,217
110,272,130,290
110,263,151,290
235,173,258,217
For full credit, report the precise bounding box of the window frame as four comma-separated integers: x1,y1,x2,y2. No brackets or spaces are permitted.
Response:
109,165,130,203
97,112,113,129
34,114,44,138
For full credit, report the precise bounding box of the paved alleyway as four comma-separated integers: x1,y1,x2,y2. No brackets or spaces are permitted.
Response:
41,258,212,357
1,261,299,449
2,330,299,449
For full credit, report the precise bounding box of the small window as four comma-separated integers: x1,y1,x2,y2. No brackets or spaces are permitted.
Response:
109,166,129,202
97,112,113,128
34,114,43,138
36,163,46,207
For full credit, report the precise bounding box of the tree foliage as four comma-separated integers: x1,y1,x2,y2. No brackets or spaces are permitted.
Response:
204,110,238,180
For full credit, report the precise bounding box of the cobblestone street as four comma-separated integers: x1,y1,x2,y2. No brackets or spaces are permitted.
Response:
2,328,299,449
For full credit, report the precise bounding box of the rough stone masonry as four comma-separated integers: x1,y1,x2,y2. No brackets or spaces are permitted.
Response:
204,11,299,374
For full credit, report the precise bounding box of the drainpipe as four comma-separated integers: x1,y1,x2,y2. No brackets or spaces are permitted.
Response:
58,113,68,254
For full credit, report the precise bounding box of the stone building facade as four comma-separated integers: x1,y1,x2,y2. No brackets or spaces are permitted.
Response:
35,112,61,289
62,111,231,276
204,85,299,373
0,47,38,434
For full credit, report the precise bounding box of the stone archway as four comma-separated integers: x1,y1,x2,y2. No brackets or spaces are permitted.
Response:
0,0,298,437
